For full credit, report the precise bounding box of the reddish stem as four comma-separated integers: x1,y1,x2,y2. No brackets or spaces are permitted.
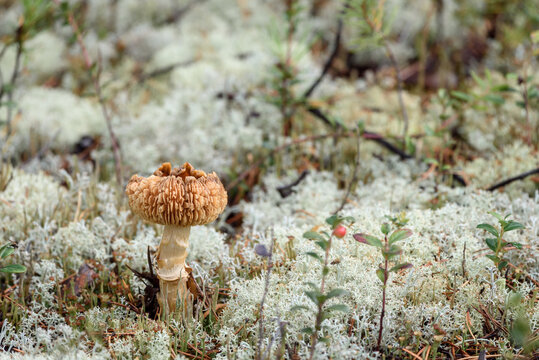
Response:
377,236,389,351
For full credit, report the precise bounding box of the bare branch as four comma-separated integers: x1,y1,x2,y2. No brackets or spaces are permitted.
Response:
487,167,539,191
303,2,347,99
276,170,309,198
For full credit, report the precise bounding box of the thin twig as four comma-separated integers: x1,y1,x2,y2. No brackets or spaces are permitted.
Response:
3,18,24,138
138,59,196,83
276,170,309,198
303,2,347,99
306,106,337,128
363,131,412,159
94,55,123,185
334,126,361,214
401,348,423,360
487,167,539,191
57,1,123,185
383,43,409,140
462,242,467,279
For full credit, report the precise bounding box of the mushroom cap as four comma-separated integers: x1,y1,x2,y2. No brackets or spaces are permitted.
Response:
126,162,227,226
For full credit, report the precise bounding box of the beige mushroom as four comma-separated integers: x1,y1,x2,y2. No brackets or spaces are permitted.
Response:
126,162,227,314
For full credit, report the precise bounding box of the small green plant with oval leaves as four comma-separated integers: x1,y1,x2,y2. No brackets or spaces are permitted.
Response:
476,211,524,271
353,223,412,351
294,215,353,360
0,243,27,274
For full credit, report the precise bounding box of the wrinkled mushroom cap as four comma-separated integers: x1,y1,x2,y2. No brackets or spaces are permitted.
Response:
126,162,227,226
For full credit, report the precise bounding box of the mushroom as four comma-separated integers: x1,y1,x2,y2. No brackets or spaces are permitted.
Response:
126,162,227,314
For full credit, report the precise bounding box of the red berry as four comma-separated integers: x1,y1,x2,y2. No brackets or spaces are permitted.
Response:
333,225,346,238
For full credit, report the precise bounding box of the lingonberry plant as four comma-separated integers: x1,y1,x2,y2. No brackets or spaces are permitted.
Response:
294,215,353,360
476,211,524,271
353,223,412,351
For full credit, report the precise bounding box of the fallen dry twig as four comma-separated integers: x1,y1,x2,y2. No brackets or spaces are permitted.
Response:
487,167,539,191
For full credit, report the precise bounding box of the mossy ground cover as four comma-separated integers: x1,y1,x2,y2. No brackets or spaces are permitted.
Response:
0,0,538,359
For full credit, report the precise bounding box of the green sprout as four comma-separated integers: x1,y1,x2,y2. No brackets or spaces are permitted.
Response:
476,211,524,271
353,223,412,351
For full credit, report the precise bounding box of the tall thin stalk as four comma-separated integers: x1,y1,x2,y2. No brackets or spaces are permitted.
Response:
383,43,409,140
377,234,389,350
308,233,334,360
256,234,275,360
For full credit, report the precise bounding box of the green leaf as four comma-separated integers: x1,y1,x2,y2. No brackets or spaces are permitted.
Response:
488,211,504,222
0,264,27,273
471,71,486,88
305,282,319,291
0,245,15,259
383,245,402,259
451,91,473,102
325,215,339,227
507,291,522,307
303,231,325,242
498,260,508,271
318,336,331,344
477,224,499,237
325,304,349,313
485,238,498,252
301,327,314,335
390,263,412,273
305,291,320,305
485,254,499,263
511,316,531,347
315,240,329,251
389,229,412,244
405,136,415,155
353,234,383,248
380,223,391,235
305,252,323,262
326,288,347,299
290,305,311,312
491,84,515,93
326,215,354,229
322,266,329,277
483,94,505,105
376,268,386,283
503,221,524,232
508,242,523,249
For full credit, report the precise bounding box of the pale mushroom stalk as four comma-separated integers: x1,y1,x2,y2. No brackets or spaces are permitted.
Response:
126,162,227,316
156,225,191,312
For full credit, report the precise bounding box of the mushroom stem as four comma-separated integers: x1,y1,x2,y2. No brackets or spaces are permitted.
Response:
156,225,190,315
